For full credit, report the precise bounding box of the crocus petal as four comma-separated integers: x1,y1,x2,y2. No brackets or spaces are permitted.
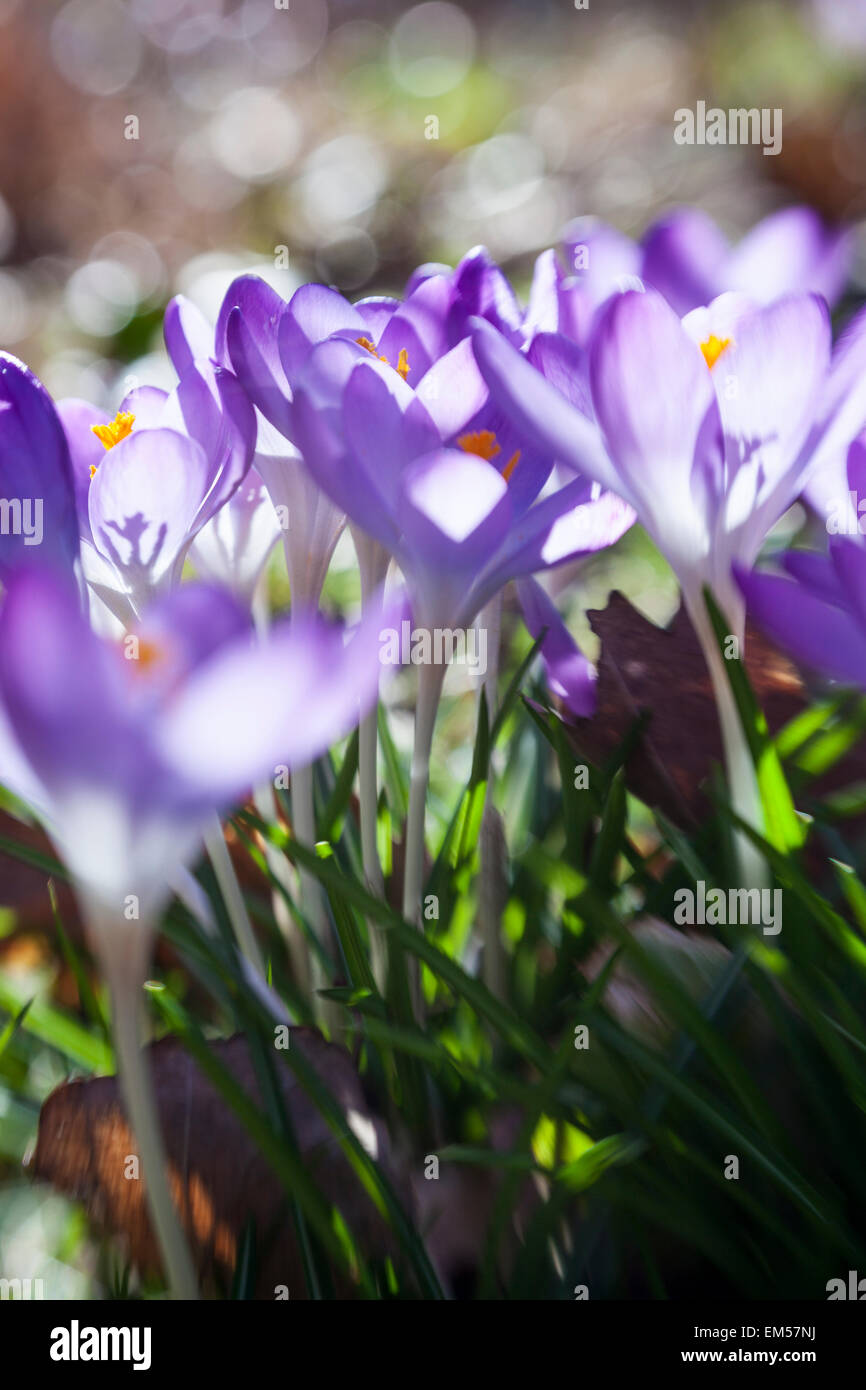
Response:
524,249,563,338
447,245,524,346
290,384,396,549
344,358,439,503
706,295,831,558
640,207,730,315
483,478,635,595
829,534,866,627
226,298,294,441
726,206,854,308
118,385,171,429
0,354,81,584
526,331,593,418
782,548,846,604
136,581,252,680
737,563,866,688
0,692,50,815
279,282,366,382
0,568,140,796
414,335,489,440
396,448,511,628
156,593,406,799
794,303,866,491
471,318,622,494
212,273,283,369
561,217,642,316
376,274,452,384
355,296,400,339
405,261,452,297
189,467,281,604
253,445,344,605
164,295,214,377
88,428,213,609
589,289,724,577
169,362,256,529
56,397,108,543
517,576,597,717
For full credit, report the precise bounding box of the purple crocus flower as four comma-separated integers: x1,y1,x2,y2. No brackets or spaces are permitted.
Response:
474,289,866,641
57,351,256,622
475,287,866,879
286,323,631,936
288,334,632,637
177,276,349,607
557,205,854,343
0,560,398,1299
0,566,394,929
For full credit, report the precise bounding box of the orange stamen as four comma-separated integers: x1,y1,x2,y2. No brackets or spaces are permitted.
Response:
502,450,521,482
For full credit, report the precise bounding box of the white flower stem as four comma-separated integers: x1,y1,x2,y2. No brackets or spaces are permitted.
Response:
402,662,446,946
98,931,199,1301
291,759,335,1030
354,530,390,990
477,593,508,1004
687,592,767,889
204,815,267,978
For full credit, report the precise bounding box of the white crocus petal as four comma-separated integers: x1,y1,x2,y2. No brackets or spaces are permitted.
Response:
253,409,345,606
190,467,281,605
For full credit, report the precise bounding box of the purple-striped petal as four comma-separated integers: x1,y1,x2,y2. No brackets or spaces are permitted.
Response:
88,428,213,608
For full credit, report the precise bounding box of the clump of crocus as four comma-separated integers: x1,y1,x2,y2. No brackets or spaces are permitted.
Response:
474,288,866,880
0,564,398,1298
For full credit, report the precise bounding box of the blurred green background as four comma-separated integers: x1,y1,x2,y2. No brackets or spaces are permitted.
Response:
0,0,864,409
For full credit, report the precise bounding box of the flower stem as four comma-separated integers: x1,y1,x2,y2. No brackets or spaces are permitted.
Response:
354,530,390,989
402,662,446,934
687,592,767,889
99,935,199,1301
477,593,508,1004
291,758,335,1030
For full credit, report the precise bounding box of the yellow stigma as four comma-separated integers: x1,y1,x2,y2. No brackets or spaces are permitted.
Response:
457,429,501,462
457,429,521,483
700,334,730,370
356,336,411,381
92,410,136,451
